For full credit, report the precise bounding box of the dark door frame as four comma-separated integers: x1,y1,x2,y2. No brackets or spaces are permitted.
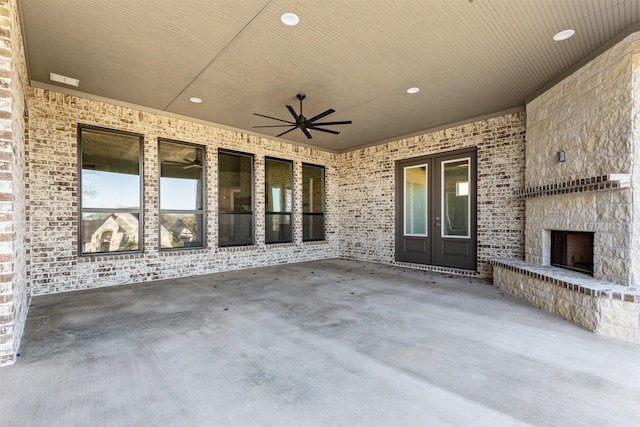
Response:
395,147,477,270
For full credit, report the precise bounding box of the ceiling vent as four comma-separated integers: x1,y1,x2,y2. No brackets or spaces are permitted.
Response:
49,72,79,87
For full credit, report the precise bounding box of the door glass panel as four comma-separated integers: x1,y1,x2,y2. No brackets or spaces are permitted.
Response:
442,158,470,237
404,164,428,236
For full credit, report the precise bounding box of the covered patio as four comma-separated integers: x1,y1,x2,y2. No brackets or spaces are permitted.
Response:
1,259,638,426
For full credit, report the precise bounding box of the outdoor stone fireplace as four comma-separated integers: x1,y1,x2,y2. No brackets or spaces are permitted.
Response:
550,230,594,275
492,32,640,343
521,174,632,285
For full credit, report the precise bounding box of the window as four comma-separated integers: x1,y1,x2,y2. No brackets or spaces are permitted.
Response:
265,158,293,243
79,125,142,254
302,164,325,241
159,139,205,249
218,150,254,246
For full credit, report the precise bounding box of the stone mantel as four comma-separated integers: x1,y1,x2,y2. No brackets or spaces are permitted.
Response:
514,174,631,199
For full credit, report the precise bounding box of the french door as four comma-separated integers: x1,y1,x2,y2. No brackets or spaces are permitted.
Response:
395,148,477,270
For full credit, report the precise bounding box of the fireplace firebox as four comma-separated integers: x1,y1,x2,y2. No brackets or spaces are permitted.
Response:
550,231,594,275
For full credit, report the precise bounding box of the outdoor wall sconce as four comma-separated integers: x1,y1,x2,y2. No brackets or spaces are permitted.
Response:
557,151,566,163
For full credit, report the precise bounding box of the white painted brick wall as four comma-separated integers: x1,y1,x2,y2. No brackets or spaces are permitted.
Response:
27,88,339,295
336,113,527,277
0,0,29,366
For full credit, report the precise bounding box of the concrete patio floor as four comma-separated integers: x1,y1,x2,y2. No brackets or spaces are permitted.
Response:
1,258,639,426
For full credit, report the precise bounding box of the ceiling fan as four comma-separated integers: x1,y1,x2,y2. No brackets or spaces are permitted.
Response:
182,151,203,169
253,94,352,139
164,150,203,169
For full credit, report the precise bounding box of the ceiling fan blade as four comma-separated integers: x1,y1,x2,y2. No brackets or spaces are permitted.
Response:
308,126,340,135
276,127,297,138
301,126,313,139
311,120,353,126
183,164,203,169
286,105,298,120
253,113,294,124
253,124,297,128
306,108,335,123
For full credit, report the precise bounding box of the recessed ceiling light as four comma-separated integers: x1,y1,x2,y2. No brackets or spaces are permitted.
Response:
49,72,79,87
281,13,299,26
407,87,420,94
553,29,575,41
189,97,203,104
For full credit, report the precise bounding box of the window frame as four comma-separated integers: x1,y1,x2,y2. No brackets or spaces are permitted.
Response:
77,124,144,256
265,157,293,244
158,138,206,251
302,163,326,242
218,149,255,247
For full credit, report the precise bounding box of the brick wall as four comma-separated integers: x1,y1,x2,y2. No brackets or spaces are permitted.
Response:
27,88,339,295
336,112,527,278
524,33,640,286
0,0,28,366
27,88,526,297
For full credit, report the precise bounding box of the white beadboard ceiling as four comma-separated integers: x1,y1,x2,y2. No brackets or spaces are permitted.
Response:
18,0,640,152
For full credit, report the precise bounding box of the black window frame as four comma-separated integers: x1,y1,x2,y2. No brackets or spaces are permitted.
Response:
78,124,144,256
302,163,326,242
265,157,293,244
218,149,255,247
158,138,206,251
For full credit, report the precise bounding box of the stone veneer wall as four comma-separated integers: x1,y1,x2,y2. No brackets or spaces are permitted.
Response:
493,260,640,343
27,88,339,295
337,112,527,278
632,39,640,288
0,0,29,366
525,33,640,286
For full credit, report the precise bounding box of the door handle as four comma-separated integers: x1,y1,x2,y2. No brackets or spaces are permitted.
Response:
434,216,440,227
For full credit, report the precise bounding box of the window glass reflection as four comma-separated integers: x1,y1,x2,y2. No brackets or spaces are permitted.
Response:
159,140,205,249
266,158,292,243
80,127,142,254
302,215,324,241
82,170,140,209
82,212,139,253
442,159,470,237
404,165,427,236
219,152,253,213
160,214,203,248
159,142,203,211
302,164,325,241
302,164,324,214
218,213,253,246
219,151,254,246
